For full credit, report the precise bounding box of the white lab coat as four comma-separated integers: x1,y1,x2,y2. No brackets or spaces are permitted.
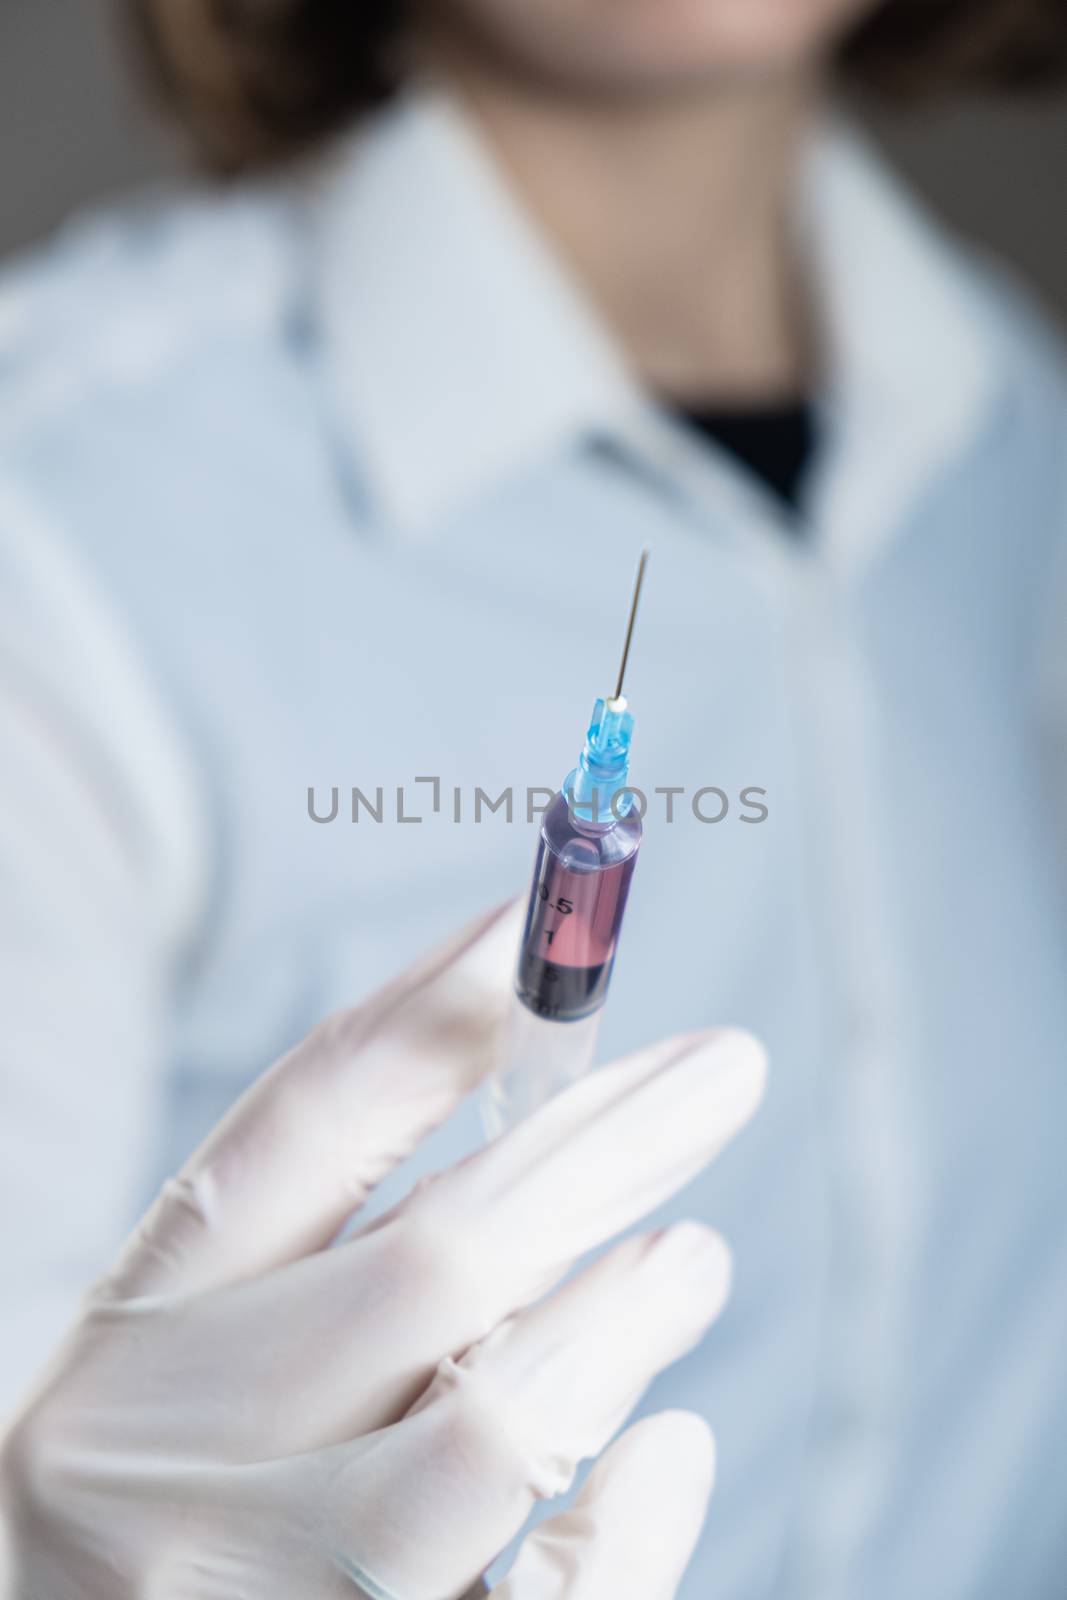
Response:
1,91,1066,1598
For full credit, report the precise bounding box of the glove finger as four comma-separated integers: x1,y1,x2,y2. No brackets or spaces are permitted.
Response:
325,1221,729,1600
254,1025,761,1451
102,899,522,1299
496,1411,714,1599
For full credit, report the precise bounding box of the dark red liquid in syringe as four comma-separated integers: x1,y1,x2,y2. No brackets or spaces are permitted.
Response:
516,792,642,1021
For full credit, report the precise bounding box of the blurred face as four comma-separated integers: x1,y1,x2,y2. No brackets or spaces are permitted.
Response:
429,0,882,93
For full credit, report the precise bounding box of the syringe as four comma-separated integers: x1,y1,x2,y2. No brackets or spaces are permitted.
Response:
483,551,648,1137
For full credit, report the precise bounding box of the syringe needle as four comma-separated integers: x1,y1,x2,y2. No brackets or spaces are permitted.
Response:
613,548,649,704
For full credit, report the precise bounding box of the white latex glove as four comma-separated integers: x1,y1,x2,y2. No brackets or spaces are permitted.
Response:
0,902,766,1599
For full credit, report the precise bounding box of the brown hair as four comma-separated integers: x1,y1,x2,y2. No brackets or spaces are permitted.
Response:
125,0,1067,173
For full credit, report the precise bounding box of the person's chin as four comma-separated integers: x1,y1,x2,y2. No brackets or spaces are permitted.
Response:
452,0,872,97
458,15,826,102
468,34,815,104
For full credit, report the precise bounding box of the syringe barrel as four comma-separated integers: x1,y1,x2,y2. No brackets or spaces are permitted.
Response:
484,790,641,1135
516,792,641,1020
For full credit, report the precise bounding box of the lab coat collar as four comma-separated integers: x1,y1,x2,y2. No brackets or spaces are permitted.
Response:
801,123,996,566
309,87,996,549
310,89,646,533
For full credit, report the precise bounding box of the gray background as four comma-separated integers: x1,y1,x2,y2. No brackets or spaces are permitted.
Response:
2,0,1065,322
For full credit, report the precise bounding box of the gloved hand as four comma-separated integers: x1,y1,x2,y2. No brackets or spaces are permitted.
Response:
0,902,766,1599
